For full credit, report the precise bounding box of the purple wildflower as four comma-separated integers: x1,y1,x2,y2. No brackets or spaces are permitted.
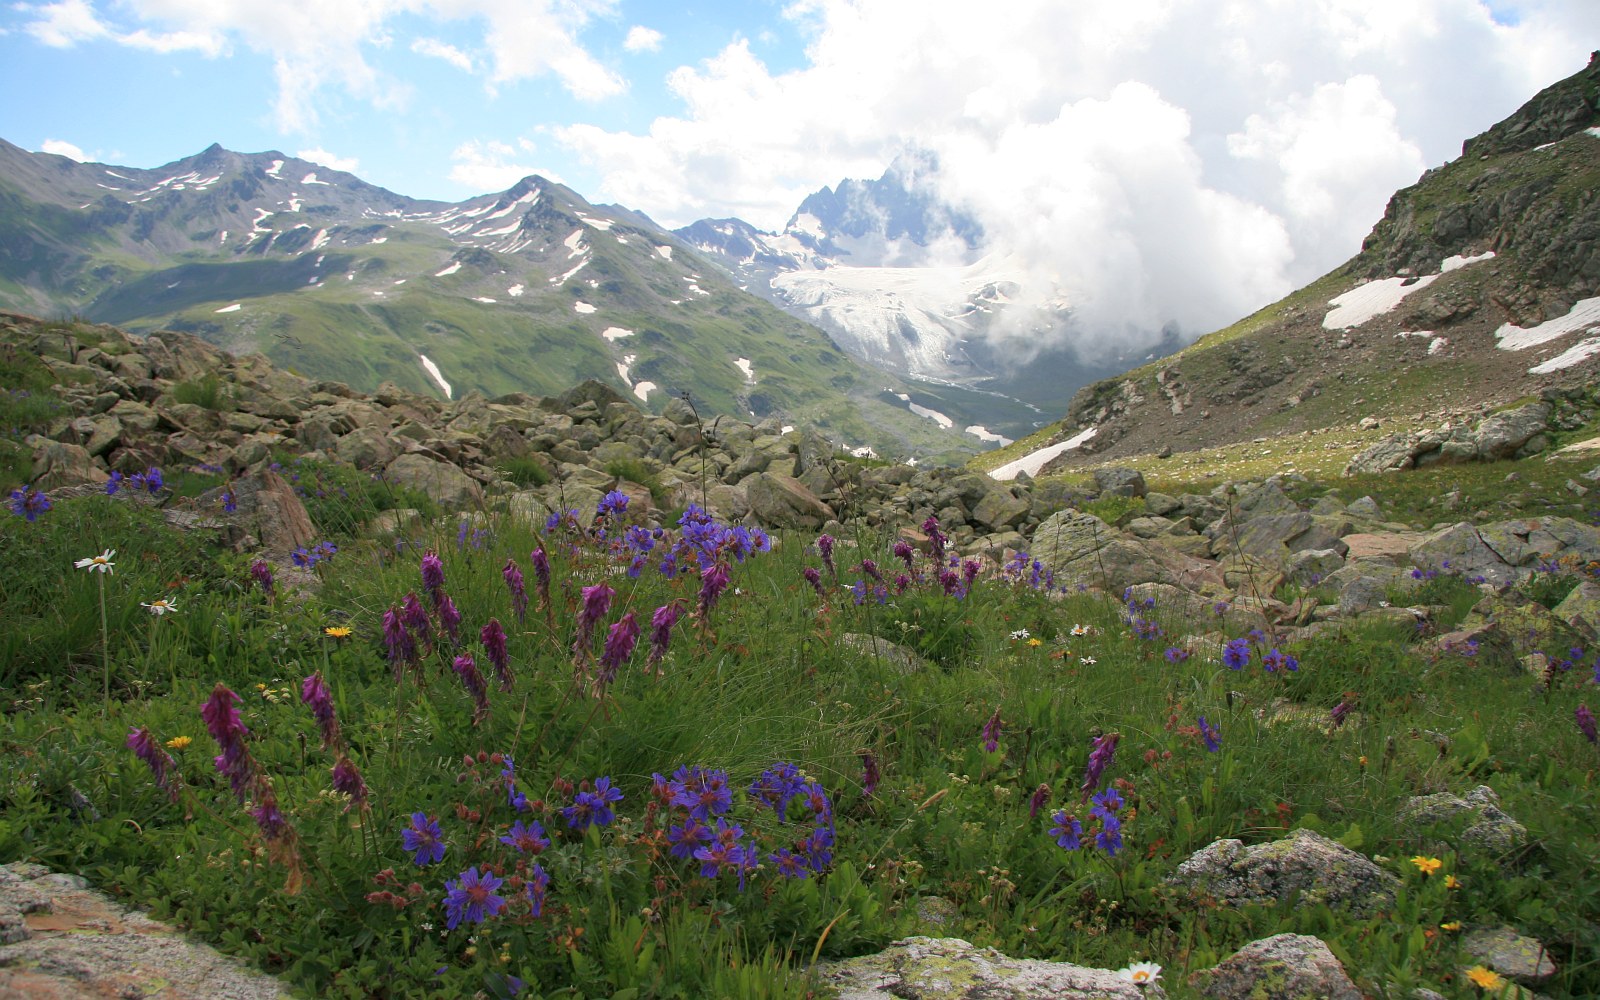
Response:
981,707,1003,753
1080,732,1120,801
420,550,445,603
438,594,462,645
564,776,624,829
860,559,883,583
817,534,836,577
802,566,826,599
382,605,415,670
452,653,490,724
665,813,711,858
1051,810,1082,850
596,612,640,690
126,727,180,802
502,559,528,623
481,618,512,691
647,602,683,669
597,490,630,520
1165,647,1191,664
699,560,730,616
671,766,733,820
1095,813,1124,856
525,864,550,918
530,548,552,610
401,812,446,865
1579,705,1598,745
8,485,51,522
892,540,915,571
1198,716,1222,753
401,593,432,648
860,752,880,798
922,515,947,565
249,559,274,596
499,820,550,855
1330,700,1353,729
221,490,237,513
1222,638,1251,670
574,583,614,656
330,755,369,811
250,789,290,840
105,471,124,495
1029,782,1051,820
300,672,340,750
442,867,506,930
1262,648,1298,672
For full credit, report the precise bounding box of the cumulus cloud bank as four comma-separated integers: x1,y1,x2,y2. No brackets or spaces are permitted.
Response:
557,0,1598,355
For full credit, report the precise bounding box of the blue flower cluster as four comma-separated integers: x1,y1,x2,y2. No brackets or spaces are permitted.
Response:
291,540,339,569
8,485,50,522
1051,788,1127,858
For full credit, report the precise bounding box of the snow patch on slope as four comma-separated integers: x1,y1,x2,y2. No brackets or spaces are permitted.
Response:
419,355,452,399
215,303,241,314
574,301,596,314
1530,337,1600,373
602,327,633,342
988,427,1098,481
435,261,462,277
632,381,656,402
1495,297,1600,351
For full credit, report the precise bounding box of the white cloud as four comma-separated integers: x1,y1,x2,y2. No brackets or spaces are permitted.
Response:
18,0,110,46
623,25,661,53
412,36,473,72
39,138,88,160
554,0,1600,356
297,147,360,173
448,138,560,193
16,1,622,131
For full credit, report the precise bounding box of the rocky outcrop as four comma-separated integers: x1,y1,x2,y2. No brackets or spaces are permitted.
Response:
818,937,1167,999
1167,829,1400,916
1194,934,1361,1000
1345,402,1552,475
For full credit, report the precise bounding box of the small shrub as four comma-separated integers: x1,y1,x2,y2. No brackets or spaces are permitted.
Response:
1083,494,1145,526
499,456,551,488
605,457,667,507
171,375,231,411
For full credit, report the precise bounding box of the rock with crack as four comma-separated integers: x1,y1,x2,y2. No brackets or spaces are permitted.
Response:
817,936,1167,999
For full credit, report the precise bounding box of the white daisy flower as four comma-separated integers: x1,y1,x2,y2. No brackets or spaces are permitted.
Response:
1070,624,1091,636
142,598,179,616
1117,961,1161,985
74,549,116,573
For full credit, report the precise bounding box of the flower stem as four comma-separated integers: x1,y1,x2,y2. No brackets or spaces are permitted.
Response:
98,574,110,715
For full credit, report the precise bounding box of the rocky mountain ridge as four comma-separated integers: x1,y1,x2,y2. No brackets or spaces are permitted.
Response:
0,139,981,464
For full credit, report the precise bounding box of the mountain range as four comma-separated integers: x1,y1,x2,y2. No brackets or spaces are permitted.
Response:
0,138,1117,464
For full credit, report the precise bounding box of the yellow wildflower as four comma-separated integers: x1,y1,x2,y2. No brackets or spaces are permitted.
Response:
324,625,353,638
1026,637,1042,647
1445,874,1461,889
165,736,192,750
1465,966,1503,990
1411,856,1443,876
1441,921,1462,932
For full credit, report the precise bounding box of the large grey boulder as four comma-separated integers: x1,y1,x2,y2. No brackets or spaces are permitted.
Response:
1474,402,1551,460
1195,934,1360,1000
27,437,107,489
383,453,483,509
1167,828,1399,916
1093,467,1147,498
1461,926,1557,984
1032,510,1222,594
818,937,1166,999
745,473,834,530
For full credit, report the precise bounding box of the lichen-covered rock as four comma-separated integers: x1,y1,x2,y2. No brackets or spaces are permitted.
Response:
1167,828,1399,916
1462,926,1557,983
1194,934,1360,1000
818,936,1166,999
838,634,929,675
1399,786,1529,854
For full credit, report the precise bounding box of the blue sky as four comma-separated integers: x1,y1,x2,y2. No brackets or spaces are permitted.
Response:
3,0,1597,343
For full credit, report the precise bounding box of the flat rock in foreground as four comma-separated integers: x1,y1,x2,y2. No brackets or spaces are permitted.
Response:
818,936,1166,999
